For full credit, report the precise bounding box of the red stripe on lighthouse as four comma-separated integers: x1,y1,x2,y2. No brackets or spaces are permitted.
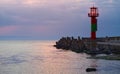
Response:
91,18,97,24
91,32,96,40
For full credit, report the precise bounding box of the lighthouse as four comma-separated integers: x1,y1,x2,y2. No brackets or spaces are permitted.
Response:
88,6,99,40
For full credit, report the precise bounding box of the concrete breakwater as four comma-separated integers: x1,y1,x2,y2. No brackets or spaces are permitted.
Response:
54,37,87,53
54,36,120,54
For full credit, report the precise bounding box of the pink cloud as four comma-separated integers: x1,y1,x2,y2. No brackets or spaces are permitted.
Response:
0,25,19,35
32,24,59,35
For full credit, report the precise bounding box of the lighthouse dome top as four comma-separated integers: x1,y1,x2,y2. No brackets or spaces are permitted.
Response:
90,6,97,9
88,6,99,17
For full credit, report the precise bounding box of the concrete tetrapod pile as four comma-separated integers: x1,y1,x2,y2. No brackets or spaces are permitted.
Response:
54,36,101,54
54,36,120,55
54,36,87,53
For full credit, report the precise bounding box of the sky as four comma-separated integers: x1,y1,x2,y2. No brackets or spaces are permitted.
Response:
0,0,120,40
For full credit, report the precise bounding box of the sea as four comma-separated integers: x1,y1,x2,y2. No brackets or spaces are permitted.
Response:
0,40,120,74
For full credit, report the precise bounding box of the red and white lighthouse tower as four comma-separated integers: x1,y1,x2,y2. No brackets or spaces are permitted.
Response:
88,6,99,40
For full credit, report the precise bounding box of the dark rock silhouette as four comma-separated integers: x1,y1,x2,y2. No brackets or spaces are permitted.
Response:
55,36,87,53
86,68,97,72
54,36,120,55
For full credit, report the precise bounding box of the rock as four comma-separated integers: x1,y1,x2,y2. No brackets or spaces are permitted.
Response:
86,68,97,72
54,36,87,53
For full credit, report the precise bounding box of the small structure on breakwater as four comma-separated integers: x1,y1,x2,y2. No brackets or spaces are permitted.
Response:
88,6,99,40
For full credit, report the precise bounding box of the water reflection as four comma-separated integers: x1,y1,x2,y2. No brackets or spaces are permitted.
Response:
0,41,120,74
89,59,98,68
0,55,26,65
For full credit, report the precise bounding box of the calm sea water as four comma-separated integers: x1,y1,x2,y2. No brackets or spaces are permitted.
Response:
0,40,120,74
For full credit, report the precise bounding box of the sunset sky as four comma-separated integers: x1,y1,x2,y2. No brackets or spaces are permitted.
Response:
0,0,120,40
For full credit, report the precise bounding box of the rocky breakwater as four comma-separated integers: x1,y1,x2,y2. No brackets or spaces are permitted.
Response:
54,36,120,55
54,37,87,53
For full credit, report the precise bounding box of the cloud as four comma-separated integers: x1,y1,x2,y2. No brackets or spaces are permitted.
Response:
0,25,19,35
0,0,120,39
